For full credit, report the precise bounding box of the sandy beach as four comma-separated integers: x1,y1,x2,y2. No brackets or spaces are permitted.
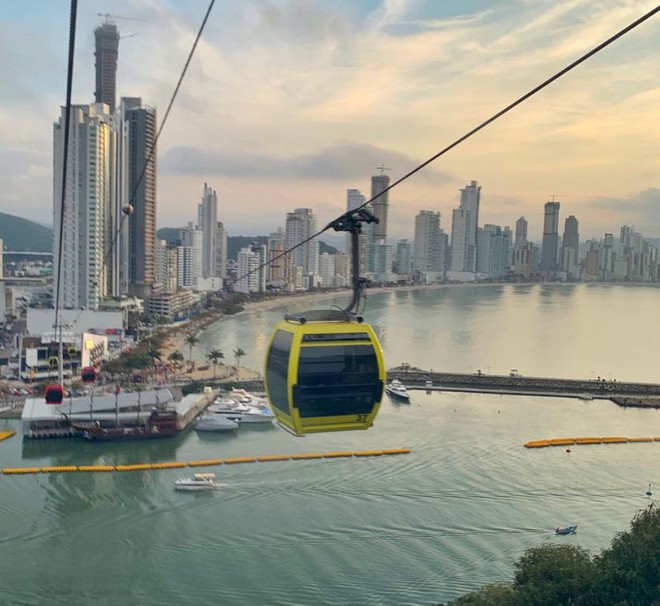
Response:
158,283,457,384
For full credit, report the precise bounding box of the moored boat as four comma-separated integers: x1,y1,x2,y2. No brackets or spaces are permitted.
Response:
209,390,275,424
69,407,180,441
385,379,410,401
195,413,238,432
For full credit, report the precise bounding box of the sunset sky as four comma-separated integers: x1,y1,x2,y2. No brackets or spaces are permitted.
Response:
1,0,659,244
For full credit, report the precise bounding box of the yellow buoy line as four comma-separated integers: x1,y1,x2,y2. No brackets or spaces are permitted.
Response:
1,448,411,475
524,437,659,449
0,430,16,442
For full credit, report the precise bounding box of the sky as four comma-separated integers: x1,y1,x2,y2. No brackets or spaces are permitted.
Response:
1,0,659,243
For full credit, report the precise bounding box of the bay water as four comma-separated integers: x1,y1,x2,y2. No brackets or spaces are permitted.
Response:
1,284,658,605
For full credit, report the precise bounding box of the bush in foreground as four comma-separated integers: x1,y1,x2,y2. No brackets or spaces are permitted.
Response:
439,505,659,606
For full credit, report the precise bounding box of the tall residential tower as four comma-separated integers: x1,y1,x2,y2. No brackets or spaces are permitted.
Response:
94,22,119,113
541,200,561,275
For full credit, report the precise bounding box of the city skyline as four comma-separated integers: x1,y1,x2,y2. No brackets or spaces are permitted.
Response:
2,1,660,241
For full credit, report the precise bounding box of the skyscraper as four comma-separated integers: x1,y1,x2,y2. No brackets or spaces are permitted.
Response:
123,98,157,297
197,183,218,278
285,208,319,281
560,215,579,280
214,221,228,279
346,189,368,273
449,181,481,273
541,201,561,275
53,103,117,310
449,208,468,272
476,224,510,278
514,217,528,248
371,171,390,240
413,210,444,273
562,215,579,252
94,22,119,113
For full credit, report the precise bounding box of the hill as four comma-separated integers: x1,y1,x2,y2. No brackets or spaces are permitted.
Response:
0,212,53,252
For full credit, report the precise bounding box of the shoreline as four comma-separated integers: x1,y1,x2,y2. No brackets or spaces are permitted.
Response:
153,280,649,383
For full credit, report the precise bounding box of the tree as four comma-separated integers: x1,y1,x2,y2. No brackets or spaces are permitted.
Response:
447,584,518,606
514,544,594,606
184,334,199,363
233,347,246,379
168,350,184,365
207,349,224,378
592,504,660,605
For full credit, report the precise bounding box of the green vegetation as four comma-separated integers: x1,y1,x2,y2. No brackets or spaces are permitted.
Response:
101,335,163,376
441,505,659,606
233,348,246,379
0,212,53,252
184,333,199,363
206,349,224,378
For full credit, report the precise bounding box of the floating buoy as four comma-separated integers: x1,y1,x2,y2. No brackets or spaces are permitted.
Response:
566,448,571,453
647,483,653,497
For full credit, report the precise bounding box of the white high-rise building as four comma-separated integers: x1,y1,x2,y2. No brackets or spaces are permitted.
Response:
395,239,412,275
450,208,468,272
345,189,369,275
449,181,481,273
53,103,118,310
214,221,228,279
318,252,336,288
285,208,319,283
413,211,444,273
235,245,267,294
177,222,203,288
373,240,394,284
197,183,217,278
155,239,178,294
476,224,509,278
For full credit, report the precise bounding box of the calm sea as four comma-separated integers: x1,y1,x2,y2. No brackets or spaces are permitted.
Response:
1,284,658,605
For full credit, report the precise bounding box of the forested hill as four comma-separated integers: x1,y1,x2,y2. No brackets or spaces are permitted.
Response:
0,212,52,252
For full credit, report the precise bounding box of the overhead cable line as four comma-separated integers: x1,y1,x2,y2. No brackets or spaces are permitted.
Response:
101,0,217,282
228,3,660,288
53,0,78,384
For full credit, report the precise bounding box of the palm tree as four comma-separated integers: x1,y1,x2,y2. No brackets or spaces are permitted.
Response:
233,348,246,380
184,334,199,364
207,349,224,378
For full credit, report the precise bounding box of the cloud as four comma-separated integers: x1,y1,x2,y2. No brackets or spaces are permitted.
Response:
587,188,660,233
160,140,455,184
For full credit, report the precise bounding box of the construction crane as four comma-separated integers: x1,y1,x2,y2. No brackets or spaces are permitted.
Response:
376,165,391,175
97,13,149,24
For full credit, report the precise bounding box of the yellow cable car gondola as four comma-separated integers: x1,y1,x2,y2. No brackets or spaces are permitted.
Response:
264,208,385,436
48,356,60,369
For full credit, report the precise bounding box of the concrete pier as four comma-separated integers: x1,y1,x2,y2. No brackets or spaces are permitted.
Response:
386,367,660,404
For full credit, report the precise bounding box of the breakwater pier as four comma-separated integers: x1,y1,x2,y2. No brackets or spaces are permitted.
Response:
385,366,660,408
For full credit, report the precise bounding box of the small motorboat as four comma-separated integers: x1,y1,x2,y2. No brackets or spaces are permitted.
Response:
195,414,238,432
555,525,578,535
385,378,410,401
174,473,222,491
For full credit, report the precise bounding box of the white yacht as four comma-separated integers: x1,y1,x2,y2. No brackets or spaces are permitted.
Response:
174,473,222,491
208,391,276,424
385,378,411,401
195,414,238,432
